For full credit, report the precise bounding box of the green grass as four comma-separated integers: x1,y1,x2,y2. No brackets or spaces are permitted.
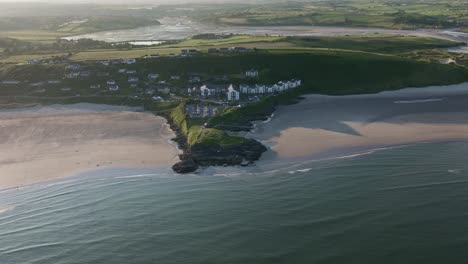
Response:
170,102,189,135
65,34,462,62
287,35,462,54
0,30,65,43
169,101,247,149
209,88,304,130
134,51,468,93
208,0,467,29
175,35,282,47
69,35,283,61
0,53,69,63
196,51,468,129
152,48,468,130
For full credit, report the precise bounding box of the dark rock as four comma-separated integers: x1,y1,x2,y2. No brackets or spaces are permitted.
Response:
172,159,198,174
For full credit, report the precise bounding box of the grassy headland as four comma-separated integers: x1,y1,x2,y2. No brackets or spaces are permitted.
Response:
166,101,266,173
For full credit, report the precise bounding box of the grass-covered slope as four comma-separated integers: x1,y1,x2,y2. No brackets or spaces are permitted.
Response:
202,51,468,130
167,102,266,173
66,34,462,62
136,50,468,94
286,36,463,54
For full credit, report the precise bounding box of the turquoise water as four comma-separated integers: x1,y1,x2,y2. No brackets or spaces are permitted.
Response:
1,142,468,264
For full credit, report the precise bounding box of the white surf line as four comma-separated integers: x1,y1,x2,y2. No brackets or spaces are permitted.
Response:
0,206,14,215
394,98,444,104
261,113,275,124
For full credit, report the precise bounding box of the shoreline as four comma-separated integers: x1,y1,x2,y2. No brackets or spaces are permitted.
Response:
0,103,181,190
3,138,467,192
64,20,468,43
3,82,468,186
248,82,468,165
256,139,468,170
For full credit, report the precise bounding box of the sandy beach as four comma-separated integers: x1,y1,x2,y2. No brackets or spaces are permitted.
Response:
0,104,180,189
250,82,468,164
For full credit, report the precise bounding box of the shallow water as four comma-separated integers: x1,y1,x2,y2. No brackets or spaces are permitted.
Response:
64,17,463,43
2,142,468,263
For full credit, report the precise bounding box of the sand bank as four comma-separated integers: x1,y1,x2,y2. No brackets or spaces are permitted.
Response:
249,82,468,163
0,104,179,189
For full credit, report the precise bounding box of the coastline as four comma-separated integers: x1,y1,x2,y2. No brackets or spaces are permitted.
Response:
4,82,468,187
0,103,180,190
248,82,468,165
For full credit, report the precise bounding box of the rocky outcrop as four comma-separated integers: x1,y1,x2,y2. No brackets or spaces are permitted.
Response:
160,111,268,174
191,139,267,167
172,159,198,174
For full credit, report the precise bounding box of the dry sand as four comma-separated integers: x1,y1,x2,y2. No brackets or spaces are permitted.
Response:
249,82,468,163
0,104,180,189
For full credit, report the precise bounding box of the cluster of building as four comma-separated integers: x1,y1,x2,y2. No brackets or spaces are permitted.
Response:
185,103,222,118
64,64,96,79
245,69,259,78
180,49,200,56
96,59,137,66
239,79,302,94
27,56,70,65
208,47,255,54
187,79,302,101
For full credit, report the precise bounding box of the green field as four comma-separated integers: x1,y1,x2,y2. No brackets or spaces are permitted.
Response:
206,0,468,29
59,34,461,62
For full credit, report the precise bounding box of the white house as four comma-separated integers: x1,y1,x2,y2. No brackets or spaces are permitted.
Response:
267,85,274,93
148,73,160,81
294,80,302,87
65,72,80,79
256,84,265,94
158,88,170,94
109,85,120,91
245,69,259,77
99,60,110,66
227,84,240,101
124,59,136,64
240,84,249,94
65,64,81,71
145,88,155,95
278,82,287,92
128,77,139,83
152,96,164,102
200,85,212,97
107,80,116,85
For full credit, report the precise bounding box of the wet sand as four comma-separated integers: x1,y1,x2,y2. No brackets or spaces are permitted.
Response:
64,17,468,43
249,82,468,164
0,104,179,189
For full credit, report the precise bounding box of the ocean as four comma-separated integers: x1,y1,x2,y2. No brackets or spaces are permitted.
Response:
1,141,468,264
